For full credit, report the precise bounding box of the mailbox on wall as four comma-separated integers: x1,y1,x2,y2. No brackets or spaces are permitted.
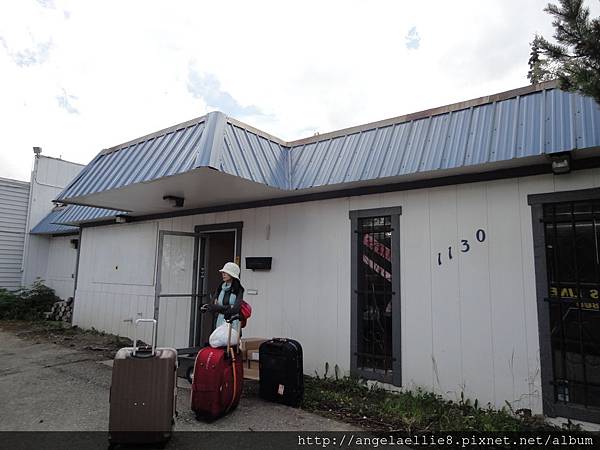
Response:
245,257,272,271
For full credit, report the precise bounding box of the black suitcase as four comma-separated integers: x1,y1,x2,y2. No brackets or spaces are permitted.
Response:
259,338,303,407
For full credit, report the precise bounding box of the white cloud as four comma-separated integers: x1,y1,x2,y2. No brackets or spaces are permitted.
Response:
1,0,597,182
405,27,420,50
55,88,78,114
187,64,262,118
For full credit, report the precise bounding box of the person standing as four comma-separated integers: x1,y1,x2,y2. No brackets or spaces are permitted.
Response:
201,262,244,332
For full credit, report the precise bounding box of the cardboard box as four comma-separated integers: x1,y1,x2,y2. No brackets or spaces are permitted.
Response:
242,338,268,353
240,338,267,380
244,367,259,381
240,337,268,362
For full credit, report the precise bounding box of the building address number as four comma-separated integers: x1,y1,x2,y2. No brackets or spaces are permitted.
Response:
437,229,486,266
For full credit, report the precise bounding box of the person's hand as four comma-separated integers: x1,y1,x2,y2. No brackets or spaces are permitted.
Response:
200,304,211,313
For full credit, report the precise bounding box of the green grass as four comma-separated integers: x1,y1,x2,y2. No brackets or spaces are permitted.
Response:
302,369,558,433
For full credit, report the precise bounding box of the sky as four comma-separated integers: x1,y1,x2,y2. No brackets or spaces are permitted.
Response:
1,0,598,181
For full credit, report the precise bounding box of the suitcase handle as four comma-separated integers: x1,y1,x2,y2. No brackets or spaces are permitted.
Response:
226,315,242,355
133,318,157,357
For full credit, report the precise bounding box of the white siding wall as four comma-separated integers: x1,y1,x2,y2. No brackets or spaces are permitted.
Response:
44,235,78,300
72,168,600,413
0,177,30,290
75,222,158,344
22,156,83,287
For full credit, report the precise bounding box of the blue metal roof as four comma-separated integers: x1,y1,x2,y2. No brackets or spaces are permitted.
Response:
56,113,290,201
54,205,127,225
30,208,79,235
220,121,289,189
31,205,127,232
56,82,600,205
57,118,208,200
288,88,600,189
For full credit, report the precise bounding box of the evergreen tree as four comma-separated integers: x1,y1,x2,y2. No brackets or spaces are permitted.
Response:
528,0,600,103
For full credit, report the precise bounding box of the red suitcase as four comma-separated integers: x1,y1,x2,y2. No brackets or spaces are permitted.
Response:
191,317,243,420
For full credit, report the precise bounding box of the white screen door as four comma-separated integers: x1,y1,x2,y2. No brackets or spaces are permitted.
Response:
154,231,201,349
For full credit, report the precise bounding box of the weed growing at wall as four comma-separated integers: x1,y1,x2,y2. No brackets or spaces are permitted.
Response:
302,363,562,433
0,281,60,320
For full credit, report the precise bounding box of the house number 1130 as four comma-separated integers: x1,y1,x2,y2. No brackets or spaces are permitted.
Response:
437,229,486,266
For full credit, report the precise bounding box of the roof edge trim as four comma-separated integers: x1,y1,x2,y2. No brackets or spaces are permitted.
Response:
100,113,209,156
286,80,560,147
226,116,290,147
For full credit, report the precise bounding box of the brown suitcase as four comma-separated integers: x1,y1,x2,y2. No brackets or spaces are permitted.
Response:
108,319,178,446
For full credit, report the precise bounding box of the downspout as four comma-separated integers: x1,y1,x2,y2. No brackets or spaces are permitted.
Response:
20,154,39,287
70,228,83,323
72,228,82,298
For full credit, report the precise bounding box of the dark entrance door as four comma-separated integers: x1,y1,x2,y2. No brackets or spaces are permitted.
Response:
194,228,239,346
542,201,600,413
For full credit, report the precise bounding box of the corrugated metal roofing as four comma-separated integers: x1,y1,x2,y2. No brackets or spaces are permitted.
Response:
220,121,289,189
30,208,79,235
56,112,292,202
30,205,126,232
55,205,126,225
57,118,208,200
288,88,600,189
56,83,600,203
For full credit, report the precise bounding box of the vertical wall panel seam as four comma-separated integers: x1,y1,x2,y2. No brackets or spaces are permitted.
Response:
517,177,532,410
426,189,436,391
455,185,464,390
485,182,497,405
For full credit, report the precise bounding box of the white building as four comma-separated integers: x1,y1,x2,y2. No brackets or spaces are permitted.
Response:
0,176,30,290
43,81,600,423
0,153,83,298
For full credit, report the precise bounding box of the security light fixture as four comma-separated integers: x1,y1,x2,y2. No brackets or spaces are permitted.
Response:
33,146,42,155
70,239,79,249
550,152,571,175
163,195,185,208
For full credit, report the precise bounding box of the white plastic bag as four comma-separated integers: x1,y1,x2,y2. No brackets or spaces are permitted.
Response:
209,323,239,348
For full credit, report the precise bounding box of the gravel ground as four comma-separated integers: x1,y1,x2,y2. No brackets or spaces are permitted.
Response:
0,327,362,432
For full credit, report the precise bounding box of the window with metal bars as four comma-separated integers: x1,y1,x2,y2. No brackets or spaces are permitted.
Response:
349,207,401,386
543,201,600,410
356,215,393,374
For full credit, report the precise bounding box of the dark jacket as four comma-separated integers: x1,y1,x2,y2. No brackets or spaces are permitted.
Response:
209,281,244,326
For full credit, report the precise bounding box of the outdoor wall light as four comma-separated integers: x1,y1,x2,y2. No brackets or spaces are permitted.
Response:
549,152,571,175
163,195,185,207
69,239,79,249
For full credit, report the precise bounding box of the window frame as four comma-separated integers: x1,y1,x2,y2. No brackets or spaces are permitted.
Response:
349,206,402,386
529,190,600,423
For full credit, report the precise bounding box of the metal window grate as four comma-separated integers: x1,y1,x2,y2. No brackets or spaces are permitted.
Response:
543,201,600,409
355,216,394,374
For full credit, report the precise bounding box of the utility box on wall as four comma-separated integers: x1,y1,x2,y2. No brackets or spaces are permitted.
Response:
245,257,272,271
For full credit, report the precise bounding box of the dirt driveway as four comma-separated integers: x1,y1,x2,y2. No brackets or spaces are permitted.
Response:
0,328,361,432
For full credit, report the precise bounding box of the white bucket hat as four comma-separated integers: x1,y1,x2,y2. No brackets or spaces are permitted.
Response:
219,262,240,280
